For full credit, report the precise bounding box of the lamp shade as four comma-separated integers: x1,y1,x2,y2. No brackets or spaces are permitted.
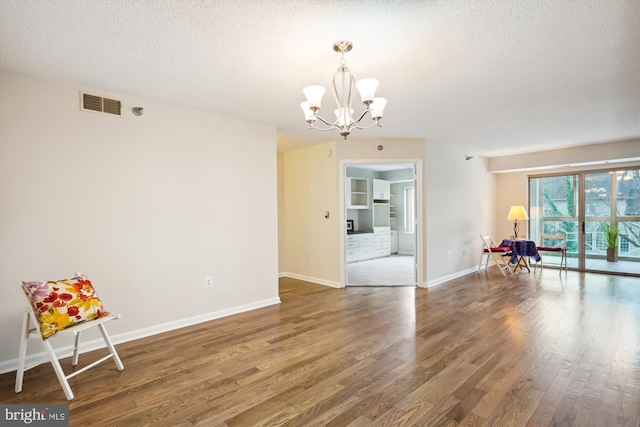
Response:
303,85,326,109
300,101,315,122
370,97,387,119
507,205,529,220
355,78,379,104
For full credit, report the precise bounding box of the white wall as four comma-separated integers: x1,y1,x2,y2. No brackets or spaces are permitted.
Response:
495,172,530,240
279,141,340,286
424,143,496,285
0,70,280,370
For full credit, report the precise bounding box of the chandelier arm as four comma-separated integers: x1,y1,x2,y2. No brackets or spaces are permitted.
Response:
311,108,380,132
306,125,342,133
349,108,372,126
306,120,380,134
312,115,339,128
348,122,382,131
306,115,341,132
343,108,380,132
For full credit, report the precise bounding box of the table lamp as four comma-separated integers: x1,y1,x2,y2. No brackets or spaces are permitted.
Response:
507,205,529,239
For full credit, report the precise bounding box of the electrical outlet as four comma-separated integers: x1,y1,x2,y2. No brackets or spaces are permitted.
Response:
205,276,213,288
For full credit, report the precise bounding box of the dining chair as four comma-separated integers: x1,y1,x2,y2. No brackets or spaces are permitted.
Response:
478,234,514,277
15,273,123,400
535,234,567,275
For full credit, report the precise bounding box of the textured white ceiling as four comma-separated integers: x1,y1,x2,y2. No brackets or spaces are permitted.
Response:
1,0,638,156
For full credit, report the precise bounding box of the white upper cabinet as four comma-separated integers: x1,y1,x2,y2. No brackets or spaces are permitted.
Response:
345,177,369,209
372,179,390,200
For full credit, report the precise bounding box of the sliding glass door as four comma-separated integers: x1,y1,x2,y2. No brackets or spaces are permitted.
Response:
530,168,640,275
584,169,640,274
529,175,579,269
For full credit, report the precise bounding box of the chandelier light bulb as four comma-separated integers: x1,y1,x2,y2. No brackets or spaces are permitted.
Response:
334,108,354,126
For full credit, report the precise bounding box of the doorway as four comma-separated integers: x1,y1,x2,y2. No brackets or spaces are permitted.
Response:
529,167,640,275
343,162,419,286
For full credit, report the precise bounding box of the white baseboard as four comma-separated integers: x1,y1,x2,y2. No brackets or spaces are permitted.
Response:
426,266,481,288
280,267,484,290
0,297,281,375
278,272,342,288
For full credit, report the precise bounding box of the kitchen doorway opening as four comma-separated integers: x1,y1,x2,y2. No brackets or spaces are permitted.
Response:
343,162,418,286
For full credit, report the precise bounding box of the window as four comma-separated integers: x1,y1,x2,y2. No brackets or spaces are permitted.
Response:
404,186,415,234
621,235,630,253
530,169,640,268
529,175,579,253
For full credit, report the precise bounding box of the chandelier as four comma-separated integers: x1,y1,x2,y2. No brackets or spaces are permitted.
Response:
300,40,387,140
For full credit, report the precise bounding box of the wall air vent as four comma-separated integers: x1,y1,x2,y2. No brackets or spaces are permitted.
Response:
81,92,122,116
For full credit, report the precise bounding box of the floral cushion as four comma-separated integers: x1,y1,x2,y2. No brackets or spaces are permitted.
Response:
21,275,109,340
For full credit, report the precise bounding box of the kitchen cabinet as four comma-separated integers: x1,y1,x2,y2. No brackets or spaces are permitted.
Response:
346,177,369,209
372,179,390,200
373,227,391,258
346,233,374,263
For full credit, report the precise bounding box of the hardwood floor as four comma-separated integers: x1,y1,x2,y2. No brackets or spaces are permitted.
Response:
1,269,639,426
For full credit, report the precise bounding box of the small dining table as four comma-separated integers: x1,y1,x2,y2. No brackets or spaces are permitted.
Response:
499,239,542,272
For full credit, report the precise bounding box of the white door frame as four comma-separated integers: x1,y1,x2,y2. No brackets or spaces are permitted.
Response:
339,159,424,287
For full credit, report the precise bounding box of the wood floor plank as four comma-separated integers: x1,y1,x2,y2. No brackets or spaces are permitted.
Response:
273,359,379,426
195,388,277,426
370,399,436,426
297,395,362,427
483,387,545,427
2,271,639,426
446,387,486,423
